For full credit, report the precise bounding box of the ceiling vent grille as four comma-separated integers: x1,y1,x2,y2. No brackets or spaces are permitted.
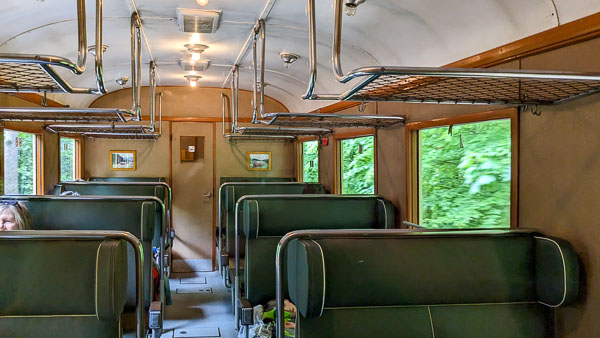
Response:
179,59,211,72
176,8,222,33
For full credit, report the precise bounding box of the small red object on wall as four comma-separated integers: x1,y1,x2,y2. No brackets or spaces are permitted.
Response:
321,137,329,146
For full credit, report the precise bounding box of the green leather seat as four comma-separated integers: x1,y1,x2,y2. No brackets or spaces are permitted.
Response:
54,182,169,207
241,195,394,307
219,177,295,185
286,231,579,338
89,177,166,182
0,239,128,337
4,196,162,310
220,182,327,261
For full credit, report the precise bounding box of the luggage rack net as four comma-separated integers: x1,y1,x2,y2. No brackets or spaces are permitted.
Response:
0,0,107,94
263,112,405,128
302,0,600,106
0,108,134,123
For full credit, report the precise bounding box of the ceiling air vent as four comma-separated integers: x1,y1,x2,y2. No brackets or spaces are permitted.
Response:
177,8,222,33
179,59,211,72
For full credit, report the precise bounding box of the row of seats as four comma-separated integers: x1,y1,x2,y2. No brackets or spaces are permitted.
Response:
218,179,580,338
0,177,171,338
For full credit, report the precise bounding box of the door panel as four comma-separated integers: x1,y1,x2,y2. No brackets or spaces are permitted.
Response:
171,122,214,271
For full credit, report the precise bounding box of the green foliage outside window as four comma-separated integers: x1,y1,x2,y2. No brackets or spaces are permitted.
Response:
419,119,511,228
302,141,319,182
341,136,375,194
16,132,35,195
60,138,76,181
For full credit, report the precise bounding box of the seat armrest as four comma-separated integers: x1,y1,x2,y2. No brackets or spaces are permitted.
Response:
220,251,229,267
238,297,254,326
149,301,163,330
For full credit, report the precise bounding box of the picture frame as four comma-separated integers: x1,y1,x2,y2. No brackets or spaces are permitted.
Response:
110,150,136,171
247,151,271,171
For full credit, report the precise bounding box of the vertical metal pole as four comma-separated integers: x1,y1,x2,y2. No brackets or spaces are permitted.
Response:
233,65,239,132
234,200,241,330
332,0,345,81
94,0,106,93
259,20,266,118
303,0,318,99
149,61,156,132
251,29,259,123
75,0,87,73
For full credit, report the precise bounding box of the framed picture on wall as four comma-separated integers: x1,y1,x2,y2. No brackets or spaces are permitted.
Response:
247,152,271,171
110,150,136,171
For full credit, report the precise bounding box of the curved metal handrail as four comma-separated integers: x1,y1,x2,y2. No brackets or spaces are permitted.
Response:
0,230,145,338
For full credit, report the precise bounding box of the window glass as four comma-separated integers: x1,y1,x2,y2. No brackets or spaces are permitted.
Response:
419,119,511,228
60,137,76,181
340,136,375,194
302,140,319,182
3,129,37,195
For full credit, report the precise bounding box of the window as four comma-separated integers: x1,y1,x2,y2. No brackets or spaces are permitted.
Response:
407,110,517,229
301,140,319,182
339,135,375,194
60,137,78,181
3,129,39,195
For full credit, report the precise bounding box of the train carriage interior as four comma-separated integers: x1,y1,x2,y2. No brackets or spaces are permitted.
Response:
0,0,599,337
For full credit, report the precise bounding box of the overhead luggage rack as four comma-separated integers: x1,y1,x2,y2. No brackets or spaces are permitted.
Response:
302,0,600,106
84,132,159,140
45,123,147,134
0,0,107,94
0,107,134,122
339,67,600,105
263,112,405,128
236,125,331,137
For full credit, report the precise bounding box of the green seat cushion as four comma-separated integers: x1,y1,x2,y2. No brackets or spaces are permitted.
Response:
220,177,295,184
0,239,127,320
89,177,166,182
430,303,551,338
56,183,168,205
0,317,121,338
288,234,540,318
242,196,394,239
535,236,579,306
296,306,434,338
222,183,327,256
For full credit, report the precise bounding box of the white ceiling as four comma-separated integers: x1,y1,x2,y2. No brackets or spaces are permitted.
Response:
1,0,599,112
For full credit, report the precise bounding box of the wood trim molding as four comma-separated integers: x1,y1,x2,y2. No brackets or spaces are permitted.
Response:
332,128,376,140
311,12,600,114
404,108,519,228
448,12,600,69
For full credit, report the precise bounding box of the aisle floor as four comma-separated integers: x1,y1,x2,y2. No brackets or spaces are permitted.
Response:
161,271,236,338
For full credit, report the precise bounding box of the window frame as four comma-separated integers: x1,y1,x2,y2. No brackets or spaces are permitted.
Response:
405,108,519,228
335,128,377,194
297,137,320,183
2,126,43,195
59,136,82,181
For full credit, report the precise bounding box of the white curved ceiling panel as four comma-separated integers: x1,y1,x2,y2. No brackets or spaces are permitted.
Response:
0,0,598,111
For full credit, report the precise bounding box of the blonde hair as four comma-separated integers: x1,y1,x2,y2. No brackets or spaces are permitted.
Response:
0,202,32,230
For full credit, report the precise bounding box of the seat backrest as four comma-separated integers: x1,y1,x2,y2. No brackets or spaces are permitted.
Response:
89,177,166,182
3,196,162,309
220,183,327,256
286,231,579,337
241,195,394,305
0,238,127,338
54,182,169,207
219,177,295,185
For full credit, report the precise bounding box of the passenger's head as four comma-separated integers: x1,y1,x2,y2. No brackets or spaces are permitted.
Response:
0,201,32,230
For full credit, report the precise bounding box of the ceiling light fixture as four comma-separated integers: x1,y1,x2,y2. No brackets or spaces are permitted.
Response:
344,0,365,16
185,44,209,63
184,74,202,88
279,51,299,69
195,0,208,6
87,44,108,56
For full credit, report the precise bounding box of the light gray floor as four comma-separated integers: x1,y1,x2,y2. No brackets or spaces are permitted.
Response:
161,271,236,338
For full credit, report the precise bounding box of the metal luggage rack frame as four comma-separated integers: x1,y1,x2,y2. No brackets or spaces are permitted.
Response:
46,62,162,141
246,18,404,129
0,11,146,123
222,61,331,141
0,0,107,95
302,0,600,106
262,112,405,128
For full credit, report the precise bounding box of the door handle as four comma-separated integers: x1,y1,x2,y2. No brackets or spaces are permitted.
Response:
203,192,213,198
